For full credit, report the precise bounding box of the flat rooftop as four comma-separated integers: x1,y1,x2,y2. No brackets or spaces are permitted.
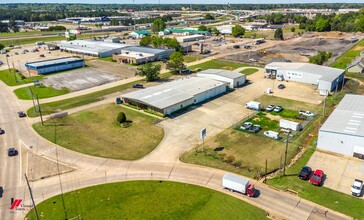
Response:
198,69,244,79
25,57,83,68
122,46,173,55
320,94,364,137
123,77,228,109
60,40,131,54
266,62,344,82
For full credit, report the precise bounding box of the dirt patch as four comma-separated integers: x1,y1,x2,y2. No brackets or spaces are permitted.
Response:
265,113,282,121
352,45,364,51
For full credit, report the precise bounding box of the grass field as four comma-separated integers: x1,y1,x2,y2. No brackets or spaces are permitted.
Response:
184,55,202,63
266,148,364,219
26,181,268,220
188,59,247,71
13,85,69,100
331,39,364,70
33,104,164,160
0,30,62,38
181,96,319,179
98,56,116,62
0,69,44,86
240,68,259,75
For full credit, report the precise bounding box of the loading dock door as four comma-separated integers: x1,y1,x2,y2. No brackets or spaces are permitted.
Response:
353,146,364,160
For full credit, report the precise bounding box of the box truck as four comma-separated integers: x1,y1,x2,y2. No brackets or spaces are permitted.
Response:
222,173,255,197
264,130,280,139
279,119,302,131
245,101,261,111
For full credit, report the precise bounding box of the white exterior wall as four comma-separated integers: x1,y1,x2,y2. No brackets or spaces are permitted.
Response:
163,98,193,115
197,73,246,88
317,130,364,156
277,69,321,85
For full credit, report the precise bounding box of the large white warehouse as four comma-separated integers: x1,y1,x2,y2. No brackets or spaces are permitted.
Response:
317,94,364,159
264,62,345,95
197,69,246,88
122,76,229,115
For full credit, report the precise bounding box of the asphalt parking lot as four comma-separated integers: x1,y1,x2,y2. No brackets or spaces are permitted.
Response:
307,151,364,199
42,68,120,91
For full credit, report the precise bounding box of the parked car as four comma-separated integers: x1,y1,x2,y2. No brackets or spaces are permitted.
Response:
248,125,261,133
298,166,312,180
309,170,324,186
278,84,285,89
17,111,27,118
7,148,16,157
299,110,315,117
179,68,190,74
265,105,275,112
132,84,144,88
351,179,363,197
240,122,253,130
39,54,45,58
14,52,19,55
273,106,283,113
0,61,3,65
0,127,4,134
233,45,240,49
14,45,21,49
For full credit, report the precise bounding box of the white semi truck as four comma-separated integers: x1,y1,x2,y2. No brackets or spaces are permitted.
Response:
222,173,255,197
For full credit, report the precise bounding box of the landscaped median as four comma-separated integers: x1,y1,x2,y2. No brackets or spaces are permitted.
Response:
0,69,43,86
32,104,164,160
26,181,269,220
180,96,320,179
13,85,69,100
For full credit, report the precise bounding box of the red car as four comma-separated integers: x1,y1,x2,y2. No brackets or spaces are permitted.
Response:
309,170,324,186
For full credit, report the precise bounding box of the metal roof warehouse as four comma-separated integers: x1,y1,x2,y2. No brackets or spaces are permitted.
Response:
264,62,345,95
25,57,84,75
122,76,230,115
317,94,364,159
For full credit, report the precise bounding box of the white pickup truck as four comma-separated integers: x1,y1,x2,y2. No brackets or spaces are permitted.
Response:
299,110,315,117
351,179,363,197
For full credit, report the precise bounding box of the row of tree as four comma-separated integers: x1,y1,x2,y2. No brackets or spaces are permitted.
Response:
139,36,182,52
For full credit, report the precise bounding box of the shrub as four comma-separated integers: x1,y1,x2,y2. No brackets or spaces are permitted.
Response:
219,153,226,161
117,112,126,124
233,160,243,168
225,155,236,164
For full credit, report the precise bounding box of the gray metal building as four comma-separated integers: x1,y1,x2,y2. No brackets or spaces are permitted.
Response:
264,62,345,95
25,57,84,75
122,77,229,115
317,94,364,159
60,40,131,58
197,69,246,89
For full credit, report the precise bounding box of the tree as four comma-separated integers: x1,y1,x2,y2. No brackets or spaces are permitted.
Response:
212,27,220,36
48,26,66,31
0,21,9,33
309,51,332,65
232,24,245,37
291,27,296,32
136,63,161,82
139,36,152,47
166,52,185,74
198,25,207,31
110,19,119,26
204,13,215,20
151,18,166,33
315,17,331,32
151,36,163,48
274,28,284,40
117,112,126,124
0,43,4,50
163,37,181,51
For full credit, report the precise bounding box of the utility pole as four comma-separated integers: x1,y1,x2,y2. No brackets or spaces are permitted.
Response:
265,159,268,182
29,87,37,113
322,91,327,125
25,174,40,220
283,134,289,176
36,94,44,126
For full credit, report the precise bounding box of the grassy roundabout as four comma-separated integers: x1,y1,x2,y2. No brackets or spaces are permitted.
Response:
26,181,268,220
32,104,164,160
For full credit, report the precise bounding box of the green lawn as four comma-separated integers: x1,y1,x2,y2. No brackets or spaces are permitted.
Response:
184,55,202,63
181,96,319,179
13,85,70,100
0,30,62,38
32,104,164,160
240,68,259,75
266,148,364,220
331,39,364,70
26,181,268,220
0,69,44,86
188,59,247,71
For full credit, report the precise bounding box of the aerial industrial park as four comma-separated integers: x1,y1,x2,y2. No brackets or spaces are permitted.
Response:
0,2,364,220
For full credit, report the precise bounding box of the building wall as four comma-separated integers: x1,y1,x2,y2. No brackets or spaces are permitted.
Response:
197,73,246,88
176,35,204,43
163,99,194,115
29,61,84,75
317,130,364,156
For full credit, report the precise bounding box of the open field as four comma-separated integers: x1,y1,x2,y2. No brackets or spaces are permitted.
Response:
26,181,268,220
33,104,164,160
184,55,202,63
240,68,259,75
13,85,69,100
188,59,247,71
331,39,364,70
0,69,43,86
181,96,319,179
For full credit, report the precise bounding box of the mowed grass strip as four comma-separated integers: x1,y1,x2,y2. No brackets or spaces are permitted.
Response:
32,104,164,160
26,181,268,220
240,68,259,75
188,59,247,71
13,85,69,100
331,39,364,70
0,69,43,86
184,55,202,63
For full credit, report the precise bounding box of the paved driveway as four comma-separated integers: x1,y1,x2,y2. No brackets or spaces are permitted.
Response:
308,150,364,199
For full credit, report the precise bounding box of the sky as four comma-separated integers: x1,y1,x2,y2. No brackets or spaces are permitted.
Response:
2,0,364,4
